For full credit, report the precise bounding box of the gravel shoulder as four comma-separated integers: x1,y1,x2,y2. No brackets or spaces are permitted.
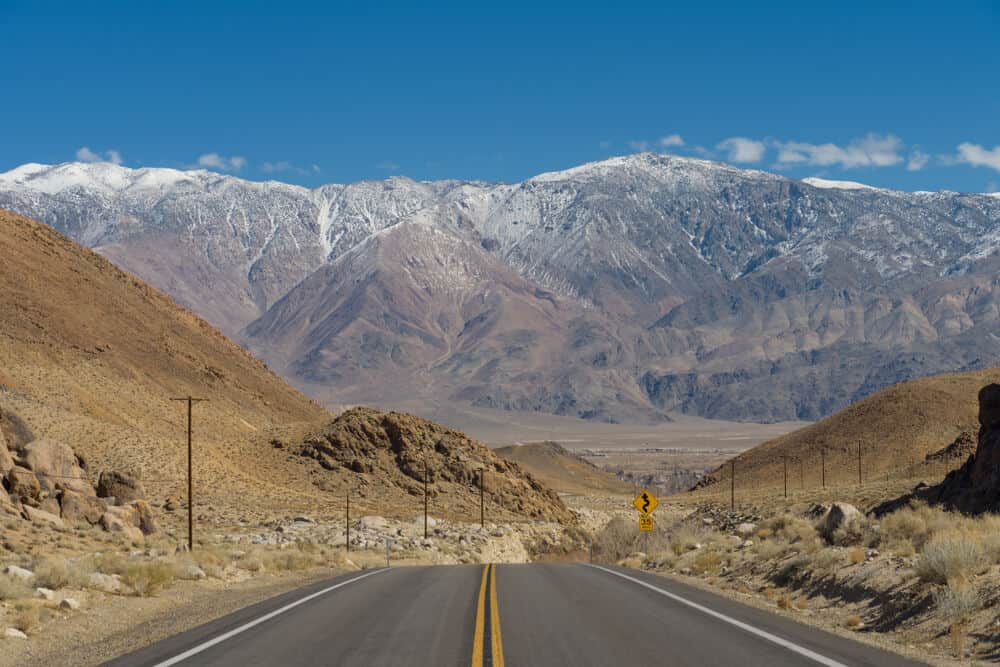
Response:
0,566,351,667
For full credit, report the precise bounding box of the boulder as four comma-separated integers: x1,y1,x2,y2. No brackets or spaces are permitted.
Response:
40,497,61,516
59,597,81,611
23,504,65,528
359,515,389,531
6,466,41,505
100,511,144,544
96,471,146,504
735,522,758,537
87,572,122,593
0,439,14,476
22,439,93,496
35,587,55,600
817,502,866,544
4,628,28,640
131,500,158,535
60,490,105,524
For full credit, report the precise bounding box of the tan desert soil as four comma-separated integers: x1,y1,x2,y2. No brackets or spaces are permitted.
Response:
0,566,351,667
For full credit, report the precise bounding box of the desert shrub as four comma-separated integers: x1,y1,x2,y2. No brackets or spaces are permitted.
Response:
121,561,174,597
765,515,818,545
934,584,980,623
93,552,128,576
265,549,317,572
32,556,71,589
0,574,33,601
777,594,791,610
845,615,862,629
13,601,42,632
809,548,846,575
668,525,710,556
774,555,810,586
916,533,987,585
691,550,722,575
237,550,265,572
596,517,639,562
754,538,789,560
848,547,865,565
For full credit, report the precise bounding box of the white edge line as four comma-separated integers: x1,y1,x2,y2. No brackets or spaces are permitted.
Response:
587,564,848,667
153,568,388,667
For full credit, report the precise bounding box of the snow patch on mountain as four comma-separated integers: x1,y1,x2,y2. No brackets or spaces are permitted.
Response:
801,177,879,191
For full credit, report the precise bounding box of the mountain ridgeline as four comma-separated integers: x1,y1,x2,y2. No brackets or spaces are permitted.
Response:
3,155,1000,423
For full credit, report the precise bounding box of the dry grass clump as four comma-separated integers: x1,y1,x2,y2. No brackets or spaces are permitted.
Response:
13,600,44,633
777,594,791,610
764,515,819,548
691,550,722,576
121,561,174,597
0,574,34,601
668,525,711,556
848,547,865,565
915,532,987,585
93,551,129,576
809,548,846,575
32,555,91,590
845,615,863,629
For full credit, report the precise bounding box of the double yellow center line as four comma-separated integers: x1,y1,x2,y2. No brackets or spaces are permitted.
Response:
471,563,504,667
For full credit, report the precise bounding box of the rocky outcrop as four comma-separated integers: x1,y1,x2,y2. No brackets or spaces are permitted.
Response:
817,503,866,544
96,470,146,505
6,466,41,506
929,384,1000,513
22,438,92,496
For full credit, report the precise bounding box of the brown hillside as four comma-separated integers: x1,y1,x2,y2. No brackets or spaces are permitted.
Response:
0,209,334,518
691,367,1000,496
287,409,576,524
496,442,630,496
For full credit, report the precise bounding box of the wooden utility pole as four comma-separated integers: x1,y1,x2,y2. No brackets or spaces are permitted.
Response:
782,456,788,498
171,397,207,552
424,454,430,539
857,441,862,485
730,460,735,511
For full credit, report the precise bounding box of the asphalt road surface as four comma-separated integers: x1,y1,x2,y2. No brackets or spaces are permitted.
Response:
106,563,926,667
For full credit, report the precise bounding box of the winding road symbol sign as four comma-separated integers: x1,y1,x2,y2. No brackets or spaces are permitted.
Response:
632,489,658,515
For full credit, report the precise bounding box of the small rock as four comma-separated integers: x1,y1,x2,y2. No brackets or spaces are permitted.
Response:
177,564,206,580
35,587,55,600
4,627,28,640
3,565,34,581
735,522,758,537
59,597,80,611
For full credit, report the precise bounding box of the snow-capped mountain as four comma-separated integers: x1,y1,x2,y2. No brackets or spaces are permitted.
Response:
3,155,1000,422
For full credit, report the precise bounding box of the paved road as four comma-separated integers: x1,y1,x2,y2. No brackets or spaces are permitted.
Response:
107,563,926,667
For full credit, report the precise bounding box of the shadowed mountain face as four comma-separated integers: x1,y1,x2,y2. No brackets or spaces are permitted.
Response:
4,155,1000,423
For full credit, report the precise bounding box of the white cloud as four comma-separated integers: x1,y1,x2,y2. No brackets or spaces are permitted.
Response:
716,137,766,163
197,153,246,171
628,140,650,152
76,146,123,164
775,133,904,169
907,148,929,171
311,164,321,173
659,134,685,147
956,143,1000,172
260,161,293,174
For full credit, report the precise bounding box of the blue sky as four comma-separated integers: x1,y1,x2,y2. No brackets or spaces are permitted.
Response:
2,1,998,191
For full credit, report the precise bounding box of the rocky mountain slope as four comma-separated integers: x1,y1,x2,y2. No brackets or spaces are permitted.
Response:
4,155,1000,422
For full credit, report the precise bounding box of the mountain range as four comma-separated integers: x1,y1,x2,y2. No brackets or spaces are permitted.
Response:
3,154,1000,423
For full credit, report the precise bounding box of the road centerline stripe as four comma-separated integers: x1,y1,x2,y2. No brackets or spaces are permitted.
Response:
151,568,388,667
587,565,848,667
471,564,489,667
489,563,505,667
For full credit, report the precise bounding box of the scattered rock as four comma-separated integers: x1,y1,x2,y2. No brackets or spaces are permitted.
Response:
97,470,146,504
360,516,389,531
60,490,104,524
59,597,81,610
6,466,42,505
23,504,65,528
131,500,158,535
35,587,55,600
100,511,144,544
4,627,28,640
176,563,207,580
164,496,181,512
736,522,758,537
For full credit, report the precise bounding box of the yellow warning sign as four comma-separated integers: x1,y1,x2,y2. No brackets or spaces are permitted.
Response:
639,515,654,531
632,489,658,515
